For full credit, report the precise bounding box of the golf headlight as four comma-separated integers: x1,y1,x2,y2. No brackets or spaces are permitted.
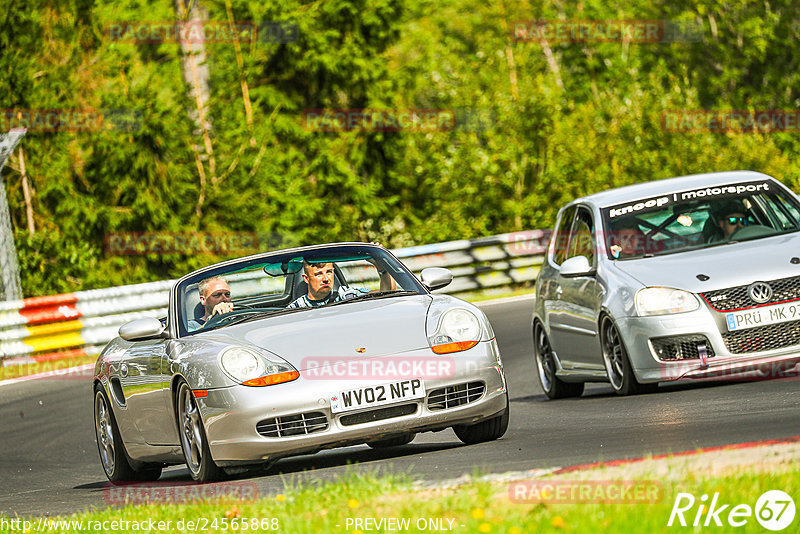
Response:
635,287,699,316
219,347,298,386
429,308,481,354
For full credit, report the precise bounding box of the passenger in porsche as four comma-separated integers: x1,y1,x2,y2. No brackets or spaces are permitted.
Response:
187,276,234,331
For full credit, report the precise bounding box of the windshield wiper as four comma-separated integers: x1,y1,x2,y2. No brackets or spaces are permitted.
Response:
198,307,299,329
330,290,419,306
234,307,308,324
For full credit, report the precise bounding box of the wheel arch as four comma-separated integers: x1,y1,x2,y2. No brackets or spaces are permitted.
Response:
170,373,192,419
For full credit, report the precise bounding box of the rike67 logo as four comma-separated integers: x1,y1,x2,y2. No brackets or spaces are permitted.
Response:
668,490,795,530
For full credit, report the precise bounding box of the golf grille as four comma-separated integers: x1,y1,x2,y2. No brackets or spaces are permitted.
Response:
722,319,800,354
256,411,328,438
339,403,417,426
427,382,485,410
650,335,715,361
702,275,800,311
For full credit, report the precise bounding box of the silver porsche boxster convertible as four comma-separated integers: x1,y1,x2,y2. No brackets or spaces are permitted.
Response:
93,243,508,482
532,170,800,398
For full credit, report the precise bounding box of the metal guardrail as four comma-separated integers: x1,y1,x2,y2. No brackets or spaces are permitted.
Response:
0,230,550,366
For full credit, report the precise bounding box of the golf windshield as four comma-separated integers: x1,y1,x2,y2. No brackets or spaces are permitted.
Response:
601,180,800,259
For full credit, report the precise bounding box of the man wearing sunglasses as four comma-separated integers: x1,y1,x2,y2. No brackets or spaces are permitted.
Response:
711,199,751,241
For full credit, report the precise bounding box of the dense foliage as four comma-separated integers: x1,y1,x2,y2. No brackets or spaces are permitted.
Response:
1,0,799,296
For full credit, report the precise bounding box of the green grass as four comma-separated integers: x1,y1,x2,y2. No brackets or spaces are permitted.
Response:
4,464,796,533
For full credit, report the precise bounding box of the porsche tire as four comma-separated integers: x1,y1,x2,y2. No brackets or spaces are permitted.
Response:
452,395,509,445
367,433,416,448
177,381,222,482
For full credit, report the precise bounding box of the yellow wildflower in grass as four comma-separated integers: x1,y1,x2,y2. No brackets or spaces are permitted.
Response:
551,515,565,528
276,494,286,503
478,522,491,532
348,498,359,509
471,508,485,519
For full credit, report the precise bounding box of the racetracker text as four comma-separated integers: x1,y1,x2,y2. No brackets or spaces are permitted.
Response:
0,516,280,531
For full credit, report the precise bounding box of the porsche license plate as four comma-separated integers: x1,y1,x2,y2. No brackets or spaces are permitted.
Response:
726,302,800,331
330,379,425,414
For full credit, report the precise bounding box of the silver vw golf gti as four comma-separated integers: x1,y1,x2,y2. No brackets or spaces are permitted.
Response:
94,243,508,481
532,171,800,397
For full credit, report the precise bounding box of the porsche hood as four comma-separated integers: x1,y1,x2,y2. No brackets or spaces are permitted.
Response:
193,295,434,369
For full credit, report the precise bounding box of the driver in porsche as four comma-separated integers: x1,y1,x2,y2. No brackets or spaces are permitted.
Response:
287,260,397,308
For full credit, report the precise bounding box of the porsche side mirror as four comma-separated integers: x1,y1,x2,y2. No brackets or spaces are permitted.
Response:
119,317,165,341
420,267,453,291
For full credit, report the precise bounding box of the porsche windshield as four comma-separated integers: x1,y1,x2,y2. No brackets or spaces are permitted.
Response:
177,246,425,336
601,180,800,259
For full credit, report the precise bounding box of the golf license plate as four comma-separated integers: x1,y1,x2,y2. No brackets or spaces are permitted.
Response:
330,378,425,414
726,301,800,331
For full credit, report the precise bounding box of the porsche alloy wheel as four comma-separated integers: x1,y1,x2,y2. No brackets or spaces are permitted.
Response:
534,323,584,399
177,381,222,481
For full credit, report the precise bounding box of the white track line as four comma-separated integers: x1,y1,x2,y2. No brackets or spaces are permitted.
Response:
474,294,535,307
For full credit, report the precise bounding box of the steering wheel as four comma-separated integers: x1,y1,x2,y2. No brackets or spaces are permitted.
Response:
201,303,254,329
729,224,775,240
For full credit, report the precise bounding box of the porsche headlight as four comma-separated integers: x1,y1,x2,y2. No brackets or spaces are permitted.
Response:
635,287,699,316
219,347,298,386
429,308,481,354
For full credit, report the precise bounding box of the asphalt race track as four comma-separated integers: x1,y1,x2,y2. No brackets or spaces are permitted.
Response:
2,295,799,517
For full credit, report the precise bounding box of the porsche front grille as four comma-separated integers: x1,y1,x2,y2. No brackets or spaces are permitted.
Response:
427,382,485,410
722,319,800,354
651,335,715,361
702,274,800,311
256,411,328,438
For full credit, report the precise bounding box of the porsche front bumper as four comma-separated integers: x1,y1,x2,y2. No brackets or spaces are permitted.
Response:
197,340,508,465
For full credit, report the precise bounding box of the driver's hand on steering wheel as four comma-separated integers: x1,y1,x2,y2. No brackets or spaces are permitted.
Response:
209,302,234,317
